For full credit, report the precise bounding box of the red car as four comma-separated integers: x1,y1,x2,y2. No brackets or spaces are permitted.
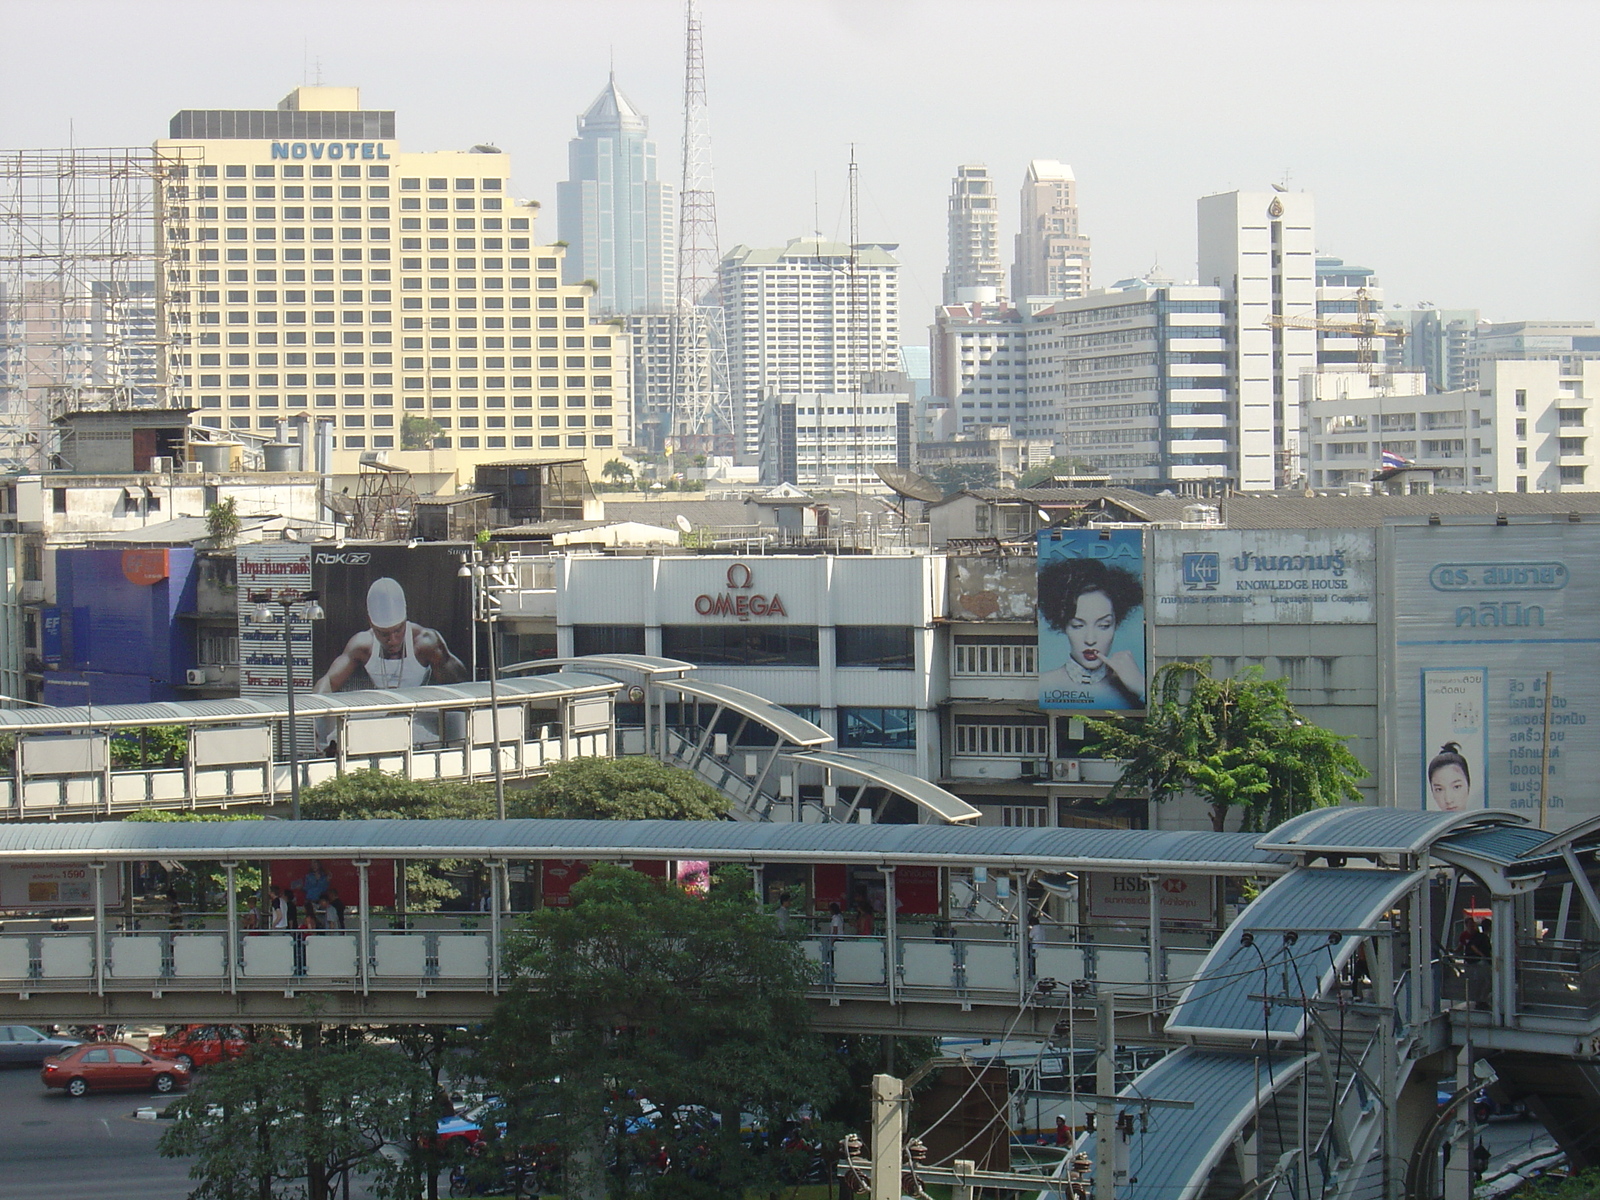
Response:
146,1024,249,1071
42,1042,191,1096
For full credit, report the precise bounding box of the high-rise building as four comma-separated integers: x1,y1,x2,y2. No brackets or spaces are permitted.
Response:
929,301,1025,434
1011,159,1090,302
943,165,1005,304
720,237,900,462
155,86,631,483
555,76,675,316
1384,307,1480,392
1197,190,1318,489
758,384,911,489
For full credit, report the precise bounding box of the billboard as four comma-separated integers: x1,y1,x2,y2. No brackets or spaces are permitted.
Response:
1037,529,1146,711
1390,524,1600,817
1085,873,1210,923
0,862,122,910
1152,529,1375,625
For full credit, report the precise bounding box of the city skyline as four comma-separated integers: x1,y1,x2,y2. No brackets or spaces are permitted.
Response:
2,0,1595,333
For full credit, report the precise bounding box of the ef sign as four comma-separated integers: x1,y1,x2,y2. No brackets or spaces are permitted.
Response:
694,562,788,620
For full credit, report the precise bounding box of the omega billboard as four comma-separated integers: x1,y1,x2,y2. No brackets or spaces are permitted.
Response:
692,562,790,620
1387,523,1600,819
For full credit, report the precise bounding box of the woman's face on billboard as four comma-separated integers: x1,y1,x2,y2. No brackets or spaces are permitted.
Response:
1066,588,1117,670
1430,762,1471,811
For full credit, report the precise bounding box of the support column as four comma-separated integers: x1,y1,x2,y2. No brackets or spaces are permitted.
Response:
489,859,503,996
92,862,105,998
883,866,897,1006
223,861,238,996
1442,1048,1474,1200
1373,926,1401,1200
870,1073,904,1200
355,860,370,997
1145,873,1163,1003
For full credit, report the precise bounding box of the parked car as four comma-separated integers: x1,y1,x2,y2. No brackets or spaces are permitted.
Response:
41,1042,191,1096
146,1025,248,1071
0,1025,80,1067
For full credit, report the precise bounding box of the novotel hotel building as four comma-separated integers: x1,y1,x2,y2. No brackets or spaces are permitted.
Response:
155,86,632,484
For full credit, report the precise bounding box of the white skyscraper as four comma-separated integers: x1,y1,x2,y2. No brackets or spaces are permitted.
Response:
1012,160,1090,302
720,237,900,462
943,165,1005,304
1197,190,1317,489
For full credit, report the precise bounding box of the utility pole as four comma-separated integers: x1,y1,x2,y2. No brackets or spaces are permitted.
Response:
870,1073,904,1200
1095,990,1117,1200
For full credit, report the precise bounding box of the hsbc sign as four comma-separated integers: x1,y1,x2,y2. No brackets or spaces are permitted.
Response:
1086,873,1211,922
693,562,788,620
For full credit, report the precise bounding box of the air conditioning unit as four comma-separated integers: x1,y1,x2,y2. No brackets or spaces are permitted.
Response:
148,456,173,475
183,461,205,475
1052,759,1081,782
1020,760,1039,779
185,669,207,685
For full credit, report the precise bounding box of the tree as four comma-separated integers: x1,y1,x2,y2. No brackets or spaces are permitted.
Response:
1082,660,1366,832
471,864,843,1200
401,414,438,450
205,496,241,547
509,756,728,821
1016,456,1098,489
159,1038,436,1200
922,460,999,493
125,809,265,913
600,458,635,491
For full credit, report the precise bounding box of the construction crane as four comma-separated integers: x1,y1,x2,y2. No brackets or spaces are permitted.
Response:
1263,286,1405,370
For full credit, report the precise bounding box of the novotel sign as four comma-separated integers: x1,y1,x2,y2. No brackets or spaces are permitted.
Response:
270,142,393,161
694,562,787,619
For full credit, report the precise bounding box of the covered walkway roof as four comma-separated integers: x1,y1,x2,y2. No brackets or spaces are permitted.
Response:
0,674,622,733
1257,806,1523,856
792,749,980,824
0,818,1291,874
655,679,833,747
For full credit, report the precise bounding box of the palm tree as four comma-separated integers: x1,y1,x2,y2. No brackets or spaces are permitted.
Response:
1082,660,1366,832
600,459,634,491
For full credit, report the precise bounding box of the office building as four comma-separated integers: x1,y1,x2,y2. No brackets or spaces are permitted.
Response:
1197,190,1317,489
555,76,675,315
758,386,911,490
1384,307,1480,392
156,86,631,485
720,237,900,463
943,165,1005,303
1012,159,1091,303
928,301,1025,434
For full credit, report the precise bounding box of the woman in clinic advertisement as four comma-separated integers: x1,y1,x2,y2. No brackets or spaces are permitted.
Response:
1037,530,1147,710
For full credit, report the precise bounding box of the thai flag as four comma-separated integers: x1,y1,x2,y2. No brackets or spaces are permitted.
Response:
1381,449,1411,471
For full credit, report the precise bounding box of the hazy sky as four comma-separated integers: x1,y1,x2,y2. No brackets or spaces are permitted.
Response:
3,0,1596,335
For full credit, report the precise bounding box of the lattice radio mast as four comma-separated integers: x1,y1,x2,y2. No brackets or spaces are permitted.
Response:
669,0,735,458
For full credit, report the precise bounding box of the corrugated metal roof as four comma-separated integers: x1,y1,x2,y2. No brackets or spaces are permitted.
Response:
0,818,1290,873
0,673,621,732
1165,867,1420,1040
1063,1048,1307,1200
1255,806,1523,855
657,680,832,747
1433,824,1554,868
503,654,693,679
791,749,979,824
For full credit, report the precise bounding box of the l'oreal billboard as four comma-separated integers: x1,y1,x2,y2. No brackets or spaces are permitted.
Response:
1036,529,1146,711
1389,524,1600,816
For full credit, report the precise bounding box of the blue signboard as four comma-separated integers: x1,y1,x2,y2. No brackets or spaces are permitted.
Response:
40,607,62,668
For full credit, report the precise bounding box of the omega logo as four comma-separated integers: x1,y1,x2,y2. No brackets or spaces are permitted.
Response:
694,562,787,620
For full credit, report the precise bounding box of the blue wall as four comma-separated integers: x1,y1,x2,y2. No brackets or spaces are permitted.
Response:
47,548,201,705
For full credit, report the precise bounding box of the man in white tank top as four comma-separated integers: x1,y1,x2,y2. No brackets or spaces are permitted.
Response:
315,577,467,694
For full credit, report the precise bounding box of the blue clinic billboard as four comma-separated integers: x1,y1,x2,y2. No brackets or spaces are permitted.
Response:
1037,528,1146,711
1390,523,1600,817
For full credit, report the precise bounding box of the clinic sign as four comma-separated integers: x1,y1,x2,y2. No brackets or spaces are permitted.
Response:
271,142,392,161
1389,523,1600,817
693,562,788,619
1086,873,1209,922
1152,529,1374,624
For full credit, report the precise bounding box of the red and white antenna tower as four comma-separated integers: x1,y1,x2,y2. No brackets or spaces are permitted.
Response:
669,0,734,457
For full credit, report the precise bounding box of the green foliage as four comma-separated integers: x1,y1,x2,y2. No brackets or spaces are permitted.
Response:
125,808,265,908
300,770,498,911
110,724,188,769
205,496,241,547
599,458,636,491
1016,456,1098,488
473,864,843,1200
1082,660,1367,832
922,460,998,493
159,1039,436,1200
401,414,439,450
509,756,727,821
1526,1168,1600,1199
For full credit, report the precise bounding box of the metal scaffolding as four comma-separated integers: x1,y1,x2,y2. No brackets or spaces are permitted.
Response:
0,148,180,471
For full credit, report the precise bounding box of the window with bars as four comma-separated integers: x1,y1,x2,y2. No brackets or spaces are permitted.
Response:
953,720,1050,757
1001,805,1050,828
952,637,1037,676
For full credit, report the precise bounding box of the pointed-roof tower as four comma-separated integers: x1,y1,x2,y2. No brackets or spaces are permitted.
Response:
577,73,646,135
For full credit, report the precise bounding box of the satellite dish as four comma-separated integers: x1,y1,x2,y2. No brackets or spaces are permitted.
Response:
325,492,359,516
874,465,944,504
675,514,693,533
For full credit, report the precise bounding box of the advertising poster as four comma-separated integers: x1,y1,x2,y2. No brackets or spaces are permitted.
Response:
1037,529,1146,711
1389,524,1600,818
310,545,472,693
0,862,122,910
268,859,397,909
1422,669,1489,811
1086,873,1210,923
235,545,314,698
1152,529,1375,625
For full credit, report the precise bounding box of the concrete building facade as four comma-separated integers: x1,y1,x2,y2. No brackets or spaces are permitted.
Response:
1012,159,1091,303
156,86,632,486
757,388,912,489
943,165,1006,304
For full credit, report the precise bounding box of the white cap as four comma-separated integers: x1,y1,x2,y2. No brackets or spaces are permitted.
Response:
366,577,408,628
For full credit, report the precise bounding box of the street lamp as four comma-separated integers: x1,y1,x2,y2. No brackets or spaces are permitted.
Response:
249,590,324,820
459,550,514,820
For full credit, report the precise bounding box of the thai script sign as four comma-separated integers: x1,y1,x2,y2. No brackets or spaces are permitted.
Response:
1152,529,1375,624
